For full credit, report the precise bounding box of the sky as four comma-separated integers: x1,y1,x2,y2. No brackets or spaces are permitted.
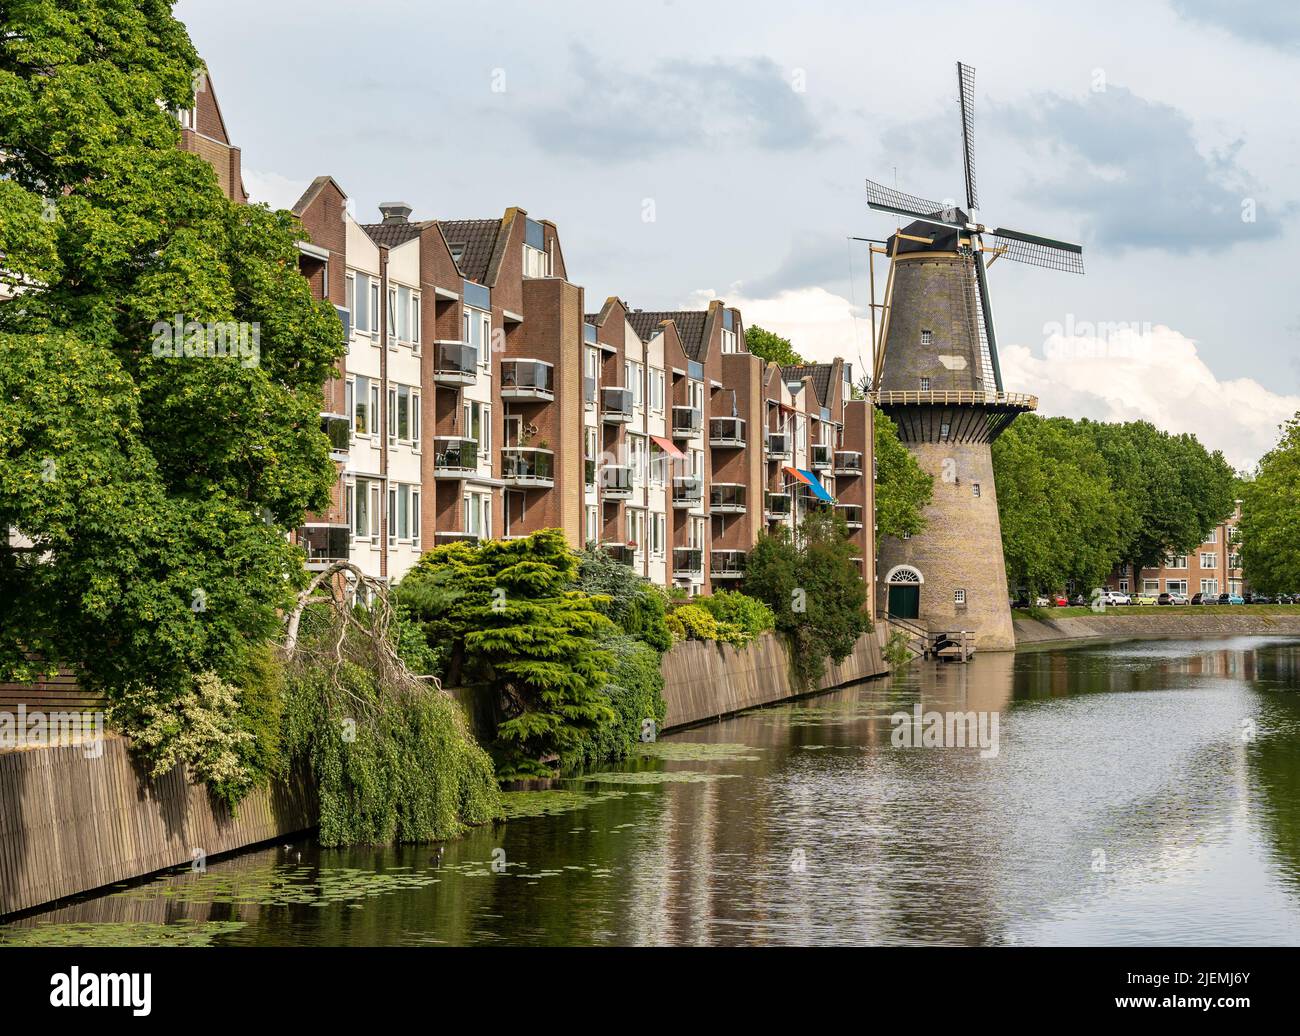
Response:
176,0,1300,469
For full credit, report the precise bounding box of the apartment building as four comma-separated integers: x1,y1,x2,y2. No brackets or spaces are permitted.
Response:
1105,500,1245,598
176,67,247,204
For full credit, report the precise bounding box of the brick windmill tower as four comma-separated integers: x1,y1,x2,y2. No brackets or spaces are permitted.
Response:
869,62,1083,651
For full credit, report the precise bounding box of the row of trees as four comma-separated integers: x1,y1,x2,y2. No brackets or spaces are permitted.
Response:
1239,416,1300,593
992,415,1238,595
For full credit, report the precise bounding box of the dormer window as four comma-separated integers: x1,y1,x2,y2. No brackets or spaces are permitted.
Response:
721,328,738,353
523,243,550,278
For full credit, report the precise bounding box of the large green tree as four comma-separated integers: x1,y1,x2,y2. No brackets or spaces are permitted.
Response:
743,509,870,686
1239,416,1300,593
0,2,344,709
744,324,806,366
873,406,932,538
991,415,1120,593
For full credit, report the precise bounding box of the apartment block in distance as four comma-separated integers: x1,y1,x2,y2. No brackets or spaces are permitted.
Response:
1105,500,1245,599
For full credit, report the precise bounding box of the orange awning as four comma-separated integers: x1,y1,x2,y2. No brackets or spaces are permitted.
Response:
651,435,685,459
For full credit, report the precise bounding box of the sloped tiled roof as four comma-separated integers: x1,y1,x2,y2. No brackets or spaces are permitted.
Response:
360,221,428,249
627,310,710,360
438,219,502,284
781,363,834,406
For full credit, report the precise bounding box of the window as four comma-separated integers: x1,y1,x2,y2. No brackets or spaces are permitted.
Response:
1229,553,1242,570
954,588,966,606
411,292,420,347
464,491,492,539
650,441,667,485
625,360,644,408
920,376,931,391
388,385,418,444
523,244,550,278
585,505,598,544
972,483,981,498
1200,553,1217,568
349,272,377,335
721,328,738,353
352,478,378,539
1204,529,1217,545
652,513,666,556
463,400,488,459
352,376,379,436
1119,579,1129,592
1167,555,1188,569
628,434,646,484
1143,579,1159,593
649,369,664,411
688,379,704,412
921,329,933,346
463,306,491,368
1166,579,1187,595
627,508,645,552
1200,578,1219,595
939,422,950,441
690,516,706,549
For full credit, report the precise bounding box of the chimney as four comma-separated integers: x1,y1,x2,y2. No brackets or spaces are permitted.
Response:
379,201,413,225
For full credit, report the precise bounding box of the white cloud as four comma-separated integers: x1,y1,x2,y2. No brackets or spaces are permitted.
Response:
241,168,308,212
688,286,1297,470
1001,324,1299,471
684,285,874,381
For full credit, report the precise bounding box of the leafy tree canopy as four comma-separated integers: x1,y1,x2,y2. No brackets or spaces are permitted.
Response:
0,1,345,705
1239,416,1300,593
874,406,932,538
744,324,806,366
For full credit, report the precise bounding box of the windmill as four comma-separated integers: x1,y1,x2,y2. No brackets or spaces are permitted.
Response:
867,61,1083,393
866,61,1084,653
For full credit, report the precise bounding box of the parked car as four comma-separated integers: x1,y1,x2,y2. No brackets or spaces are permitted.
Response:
1100,589,1131,607
1134,592,1158,605
1191,592,1209,605
1070,593,1089,606
1218,592,1245,605
1010,597,1030,609
1157,592,1187,605
1034,595,1050,607
1247,593,1274,604
1052,594,1069,607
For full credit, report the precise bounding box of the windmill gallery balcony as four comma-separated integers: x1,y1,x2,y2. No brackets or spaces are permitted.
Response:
432,437,478,478
432,341,477,386
672,476,702,509
501,447,554,488
709,417,746,448
499,359,554,401
709,483,746,514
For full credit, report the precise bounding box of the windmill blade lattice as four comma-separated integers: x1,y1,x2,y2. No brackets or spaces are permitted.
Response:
957,62,978,213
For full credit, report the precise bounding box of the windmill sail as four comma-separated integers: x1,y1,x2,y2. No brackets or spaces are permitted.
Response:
957,62,978,212
959,253,997,394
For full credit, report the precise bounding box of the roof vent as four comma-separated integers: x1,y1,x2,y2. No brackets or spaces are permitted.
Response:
379,201,413,225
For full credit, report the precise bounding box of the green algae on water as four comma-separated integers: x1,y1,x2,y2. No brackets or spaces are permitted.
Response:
500,787,630,820
0,920,246,948
632,741,762,762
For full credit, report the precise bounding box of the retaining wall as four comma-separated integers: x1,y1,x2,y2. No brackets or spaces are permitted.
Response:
0,736,314,918
661,628,888,730
1014,611,1300,646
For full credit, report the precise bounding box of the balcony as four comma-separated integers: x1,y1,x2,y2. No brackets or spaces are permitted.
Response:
602,542,636,566
321,412,350,461
433,341,477,386
766,491,792,520
672,406,703,439
500,359,554,401
837,504,864,529
709,416,746,448
601,386,634,423
709,483,747,514
711,550,747,580
501,447,555,488
432,437,478,478
297,524,349,571
811,443,833,470
672,476,703,509
435,531,480,546
601,464,633,499
766,432,791,459
834,450,864,476
673,547,704,576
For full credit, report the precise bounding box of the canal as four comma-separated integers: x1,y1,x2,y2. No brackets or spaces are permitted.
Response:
4,635,1299,946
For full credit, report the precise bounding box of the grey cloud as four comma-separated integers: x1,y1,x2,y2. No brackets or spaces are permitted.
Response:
525,45,828,159
1171,0,1300,53
743,232,850,297
999,85,1284,252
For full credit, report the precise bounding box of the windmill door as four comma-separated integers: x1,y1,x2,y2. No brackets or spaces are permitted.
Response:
888,583,920,619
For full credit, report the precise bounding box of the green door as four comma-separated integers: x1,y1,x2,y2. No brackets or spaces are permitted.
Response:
888,583,920,619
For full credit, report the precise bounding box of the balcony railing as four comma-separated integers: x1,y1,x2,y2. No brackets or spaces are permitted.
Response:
433,341,477,385
602,542,636,566
834,450,863,475
710,550,747,579
766,491,792,519
836,504,864,529
297,524,350,571
321,413,350,461
432,437,478,478
500,359,554,401
672,476,703,508
601,464,633,498
602,387,634,423
873,389,1038,409
811,443,833,470
501,447,554,487
435,531,480,546
672,406,703,439
673,547,704,575
709,416,746,448
766,432,791,458
709,483,746,514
